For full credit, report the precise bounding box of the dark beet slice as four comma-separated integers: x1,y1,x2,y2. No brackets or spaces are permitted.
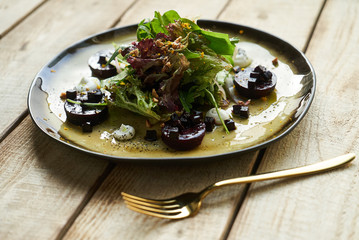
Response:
234,66,277,99
88,50,117,79
190,111,203,125
233,105,249,119
144,130,157,141
161,112,206,150
64,90,108,128
224,119,236,131
64,101,108,126
204,116,215,132
190,114,202,124
87,89,103,103
161,123,206,151
66,89,77,100
82,122,93,132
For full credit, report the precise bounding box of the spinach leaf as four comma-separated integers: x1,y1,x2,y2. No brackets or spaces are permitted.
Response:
137,19,153,40
199,30,235,56
161,10,181,25
116,10,236,129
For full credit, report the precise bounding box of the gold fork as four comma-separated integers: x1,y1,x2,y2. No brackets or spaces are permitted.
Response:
122,153,355,219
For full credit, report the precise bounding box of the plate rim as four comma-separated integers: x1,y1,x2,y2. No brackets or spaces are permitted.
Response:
27,20,316,163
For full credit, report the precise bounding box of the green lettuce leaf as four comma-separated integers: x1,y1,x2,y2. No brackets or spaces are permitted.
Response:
104,69,161,120
114,10,236,129
137,10,236,61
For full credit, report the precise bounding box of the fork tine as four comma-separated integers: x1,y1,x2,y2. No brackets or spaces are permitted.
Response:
125,204,186,220
122,193,181,209
124,200,182,214
123,196,181,209
121,192,176,204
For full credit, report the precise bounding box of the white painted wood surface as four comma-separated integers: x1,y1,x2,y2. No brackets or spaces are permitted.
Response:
228,0,359,239
0,0,45,38
1,0,358,239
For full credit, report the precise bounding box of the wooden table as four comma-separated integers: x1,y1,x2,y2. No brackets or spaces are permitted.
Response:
1,0,358,239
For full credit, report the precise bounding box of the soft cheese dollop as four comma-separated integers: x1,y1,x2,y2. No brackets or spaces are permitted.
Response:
206,108,231,125
233,46,252,68
74,76,101,92
113,124,135,141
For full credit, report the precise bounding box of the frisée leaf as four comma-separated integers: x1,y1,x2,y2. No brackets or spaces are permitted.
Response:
107,10,236,133
104,69,161,120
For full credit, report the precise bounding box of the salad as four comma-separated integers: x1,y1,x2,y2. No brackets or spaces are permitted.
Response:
62,10,277,151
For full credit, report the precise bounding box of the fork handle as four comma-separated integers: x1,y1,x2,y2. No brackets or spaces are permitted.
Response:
213,153,355,189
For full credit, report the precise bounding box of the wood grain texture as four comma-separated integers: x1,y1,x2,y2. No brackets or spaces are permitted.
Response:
0,0,135,138
63,153,257,240
115,0,227,27
228,0,359,239
0,0,137,239
63,1,325,239
0,0,45,38
0,116,109,239
218,0,325,50
63,1,253,239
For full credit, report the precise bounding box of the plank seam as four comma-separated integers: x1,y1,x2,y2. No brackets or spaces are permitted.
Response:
53,2,141,236
220,148,266,240
109,0,140,28
54,162,116,240
216,0,233,19
0,0,49,39
221,1,329,238
302,0,328,53
0,108,29,143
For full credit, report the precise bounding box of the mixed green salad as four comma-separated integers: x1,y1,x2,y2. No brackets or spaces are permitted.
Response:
63,10,277,151
104,10,238,131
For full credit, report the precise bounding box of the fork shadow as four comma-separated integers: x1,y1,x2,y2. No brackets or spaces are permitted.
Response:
30,114,260,202
104,151,258,200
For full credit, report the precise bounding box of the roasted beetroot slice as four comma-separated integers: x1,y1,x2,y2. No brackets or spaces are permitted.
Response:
161,123,206,151
88,49,117,79
64,101,108,126
234,67,277,99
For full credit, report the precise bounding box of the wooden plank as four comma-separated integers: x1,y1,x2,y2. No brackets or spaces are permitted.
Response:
0,0,45,38
63,152,258,240
115,0,228,26
0,0,137,239
0,116,109,239
218,0,324,49
0,0,135,138
63,1,324,239
227,0,359,239
63,2,252,240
